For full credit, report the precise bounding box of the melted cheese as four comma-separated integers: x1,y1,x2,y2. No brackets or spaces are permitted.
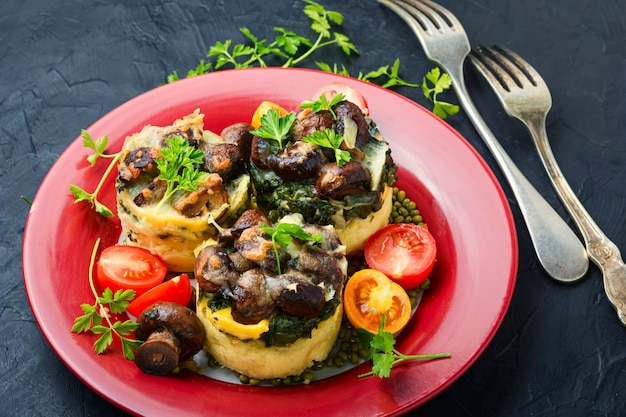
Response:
206,307,270,341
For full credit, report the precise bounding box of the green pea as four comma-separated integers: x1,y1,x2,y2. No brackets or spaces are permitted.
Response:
301,372,314,384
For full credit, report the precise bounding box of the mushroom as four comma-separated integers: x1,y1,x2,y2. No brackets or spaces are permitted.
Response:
220,122,254,161
290,109,335,141
198,142,245,181
119,146,163,181
134,301,205,376
334,101,370,148
195,244,240,292
266,140,323,181
314,161,372,200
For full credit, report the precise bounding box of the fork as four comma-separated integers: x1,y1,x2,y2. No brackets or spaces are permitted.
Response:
378,0,588,282
469,45,626,325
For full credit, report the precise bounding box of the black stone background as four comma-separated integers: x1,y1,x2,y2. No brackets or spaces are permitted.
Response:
2,0,626,416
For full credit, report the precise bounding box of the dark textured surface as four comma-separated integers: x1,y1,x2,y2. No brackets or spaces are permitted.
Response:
2,0,626,416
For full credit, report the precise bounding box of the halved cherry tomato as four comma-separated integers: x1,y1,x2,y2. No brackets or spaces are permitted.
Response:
251,101,289,128
343,268,412,335
126,273,192,317
364,223,437,290
96,245,167,296
312,82,369,116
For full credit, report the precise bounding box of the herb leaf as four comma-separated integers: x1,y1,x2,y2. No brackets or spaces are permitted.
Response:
154,136,208,211
422,67,460,119
81,130,113,166
358,314,451,378
249,109,297,149
70,184,115,217
302,128,350,166
361,59,421,89
167,1,357,75
71,129,122,217
260,223,323,274
300,93,345,119
163,2,458,120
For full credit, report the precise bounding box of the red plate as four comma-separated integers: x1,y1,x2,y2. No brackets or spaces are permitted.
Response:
22,68,517,416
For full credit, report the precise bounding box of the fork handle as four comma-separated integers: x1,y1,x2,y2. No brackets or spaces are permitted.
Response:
526,119,626,324
446,65,588,282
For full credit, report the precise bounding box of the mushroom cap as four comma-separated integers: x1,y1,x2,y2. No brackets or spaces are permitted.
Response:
135,301,206,361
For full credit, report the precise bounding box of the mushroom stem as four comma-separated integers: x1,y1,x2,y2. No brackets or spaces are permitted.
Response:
135,328,181,375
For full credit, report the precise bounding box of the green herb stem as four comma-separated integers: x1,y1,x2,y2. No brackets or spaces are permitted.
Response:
93,153,122,202
357,351,452,378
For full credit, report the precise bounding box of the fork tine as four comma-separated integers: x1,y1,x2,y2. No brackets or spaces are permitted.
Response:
380,0,437,35
473,45,548,91
418,0,465,30
381,0,462,34
468,47,520,93
491,45,550,91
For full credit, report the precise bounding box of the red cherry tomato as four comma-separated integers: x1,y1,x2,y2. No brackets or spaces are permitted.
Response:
126,273,192,317
312,82,369,116
364,223,437,290
96,245,167,296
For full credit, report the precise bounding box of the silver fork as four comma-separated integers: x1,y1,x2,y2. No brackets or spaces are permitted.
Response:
469,45,626,325
378,0,588,282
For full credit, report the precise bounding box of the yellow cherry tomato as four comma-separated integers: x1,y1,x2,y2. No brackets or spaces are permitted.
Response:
343,268,412,335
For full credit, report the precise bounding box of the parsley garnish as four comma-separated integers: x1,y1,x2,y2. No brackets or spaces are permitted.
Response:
71,238,142,360
80,130,118,166
302,128,350,166
300,93,345,120
260,223,323,274
422,67,460,120
358,315,451,378
166,0,355,75
317,58,419,89
164,1,458,120
249,109,297,149
154,135,208,211
70,130,121,217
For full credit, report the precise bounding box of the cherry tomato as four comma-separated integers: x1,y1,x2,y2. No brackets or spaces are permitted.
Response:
251,101,289,128
96,245,167,296
126,273,192,317
312,82,369,116
364,223,437,290
343,269,412,335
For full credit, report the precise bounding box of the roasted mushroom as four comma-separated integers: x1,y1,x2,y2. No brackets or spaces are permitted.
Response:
334,101,370,148
220,122,254,161
266,140,323,181
199,142,245,181
290,109,335,141
314,161,372,200
195,245,240,292
134,301,205,376
119,147,163,181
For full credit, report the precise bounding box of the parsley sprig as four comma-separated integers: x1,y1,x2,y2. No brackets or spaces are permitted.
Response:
69,130,121,217
260,223,322,274
167,0,355,80
358,315,451,378
302,128,350,166
71,238,142,360
154,136,208,211
317,58,420,89
422,67,460,119
249,109,297,149
300,92,345,120
164,1,458,120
